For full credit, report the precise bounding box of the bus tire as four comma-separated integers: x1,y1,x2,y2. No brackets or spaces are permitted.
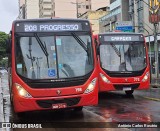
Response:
74,106,83,112
125,90,134,95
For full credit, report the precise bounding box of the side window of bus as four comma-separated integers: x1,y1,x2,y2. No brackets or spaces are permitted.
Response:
16,38,27,77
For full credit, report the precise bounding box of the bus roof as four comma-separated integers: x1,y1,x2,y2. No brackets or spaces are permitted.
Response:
13,18,90,24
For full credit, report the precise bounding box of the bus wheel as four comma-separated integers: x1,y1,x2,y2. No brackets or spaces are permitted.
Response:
125,90,134,95
74,106,83,112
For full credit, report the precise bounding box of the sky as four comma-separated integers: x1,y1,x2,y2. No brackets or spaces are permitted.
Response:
0,0,19,33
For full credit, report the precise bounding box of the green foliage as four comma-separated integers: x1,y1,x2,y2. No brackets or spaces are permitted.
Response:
0,32,8,66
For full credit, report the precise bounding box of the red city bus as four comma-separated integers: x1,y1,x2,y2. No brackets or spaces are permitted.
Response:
95,32,150,95
7,18,98,115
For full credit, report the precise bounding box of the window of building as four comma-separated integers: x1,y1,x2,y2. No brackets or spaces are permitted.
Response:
86,5,89,9
78,5,81,8
43,2,52,4
44,8,51,11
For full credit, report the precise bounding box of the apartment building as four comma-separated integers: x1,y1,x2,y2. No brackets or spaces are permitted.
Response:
54,0,76,18
25,0,39,19
19,0,25,6
99,0,129,32
79,7,109,34
39,0,54,18
77,0,91,17
19,0,77,19
19,0,109,19
18,0,25,19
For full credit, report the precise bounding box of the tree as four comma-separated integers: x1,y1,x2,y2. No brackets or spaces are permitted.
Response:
0,31,8,66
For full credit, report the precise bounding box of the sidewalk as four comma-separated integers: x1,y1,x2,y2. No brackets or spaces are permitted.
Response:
135,86,160,100
150,75,160,88
0,75,5,123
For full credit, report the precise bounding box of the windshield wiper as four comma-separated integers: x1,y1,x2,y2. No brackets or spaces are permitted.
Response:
34,33,49,68
71,32,88,53
110,43,121,57
71,33,92,64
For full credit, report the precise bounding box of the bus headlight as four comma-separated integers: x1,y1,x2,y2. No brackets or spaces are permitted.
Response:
100,73,110,83
84,78,97,94
15,83,32,98
142,72,149,82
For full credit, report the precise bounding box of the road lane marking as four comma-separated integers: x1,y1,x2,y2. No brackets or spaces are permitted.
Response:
143,96,160,101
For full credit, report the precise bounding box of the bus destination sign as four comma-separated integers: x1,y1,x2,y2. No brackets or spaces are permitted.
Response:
15,22,83,32
103,35,144,42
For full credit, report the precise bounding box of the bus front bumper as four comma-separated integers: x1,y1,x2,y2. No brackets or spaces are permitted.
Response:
13,90,98,113
99,79,150,92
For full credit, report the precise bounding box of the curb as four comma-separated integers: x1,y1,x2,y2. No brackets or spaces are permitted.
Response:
150,84,160,88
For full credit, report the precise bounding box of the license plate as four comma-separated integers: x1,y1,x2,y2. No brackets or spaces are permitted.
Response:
123,87,131,91
52,103,67,109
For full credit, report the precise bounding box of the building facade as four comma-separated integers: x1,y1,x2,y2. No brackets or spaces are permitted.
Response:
19,0,79,19
54,0,76,18
39,0,54,18
77,0,91,17
25,0,39,19
99,0,129,33
79,7,108,34
19,0,110,19
18,0,25,19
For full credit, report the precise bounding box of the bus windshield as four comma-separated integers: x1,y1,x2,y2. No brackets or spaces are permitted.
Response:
100,41,147,72
16,34,93,79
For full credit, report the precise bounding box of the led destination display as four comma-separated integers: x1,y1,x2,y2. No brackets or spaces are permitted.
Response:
14,21,89,32
99,35,144,42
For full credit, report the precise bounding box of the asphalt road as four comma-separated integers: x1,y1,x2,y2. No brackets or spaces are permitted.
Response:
0,74,160,131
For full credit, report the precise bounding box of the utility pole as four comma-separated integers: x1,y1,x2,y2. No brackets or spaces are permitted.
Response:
71,0,83,18
134,26,152,76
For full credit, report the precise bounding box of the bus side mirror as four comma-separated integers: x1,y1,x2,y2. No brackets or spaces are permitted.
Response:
6,39,11,54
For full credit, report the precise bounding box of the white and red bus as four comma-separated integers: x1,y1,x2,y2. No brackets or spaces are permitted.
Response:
95,32,150,95
7,18,98,114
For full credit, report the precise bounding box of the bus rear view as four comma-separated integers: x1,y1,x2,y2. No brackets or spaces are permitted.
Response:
97,33,150,95
8,18,98,114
